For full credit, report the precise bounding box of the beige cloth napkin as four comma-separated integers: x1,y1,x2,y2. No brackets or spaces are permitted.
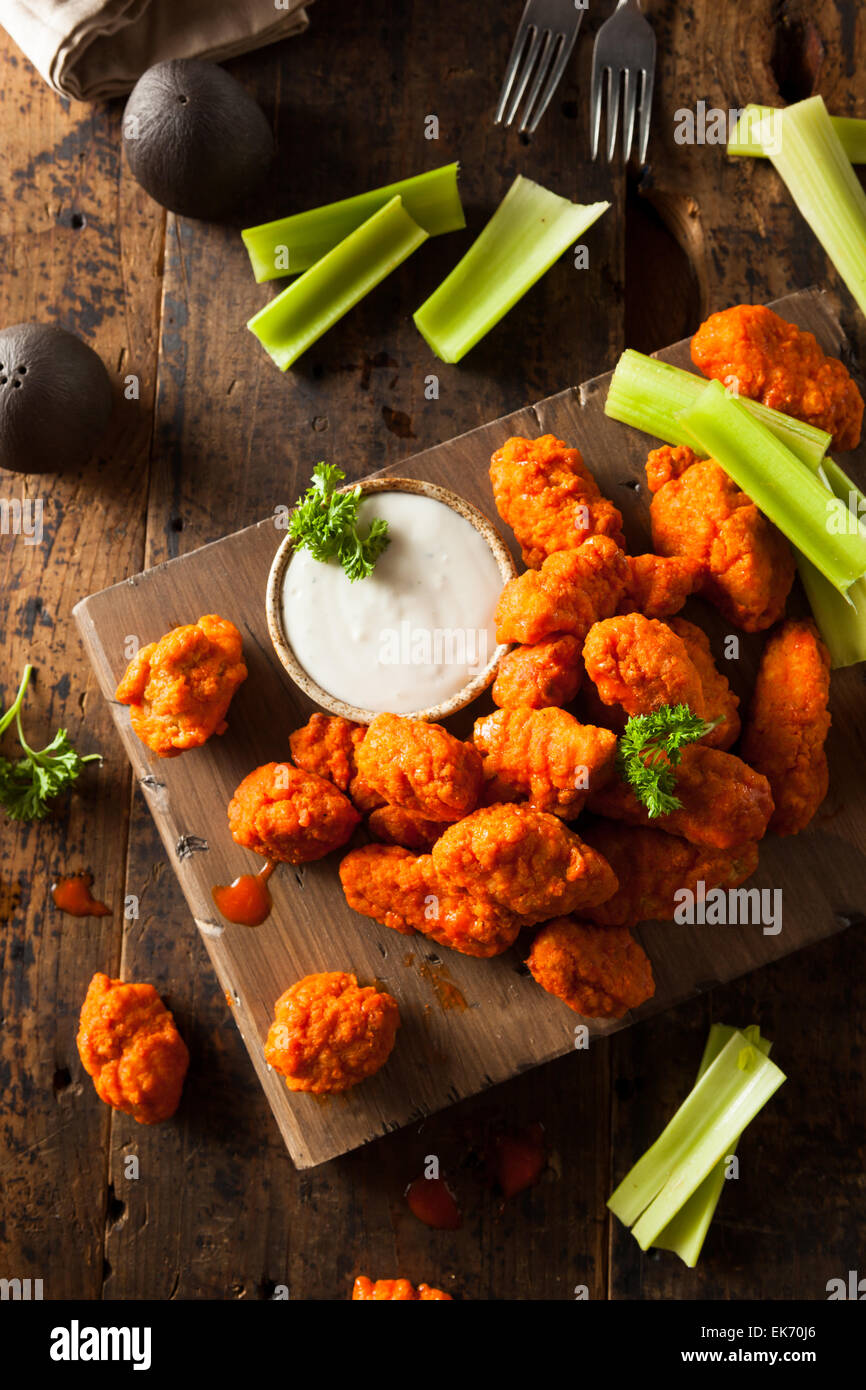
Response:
0,0,310,100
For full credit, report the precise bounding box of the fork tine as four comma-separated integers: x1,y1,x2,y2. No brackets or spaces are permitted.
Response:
494,14,534,125
522,19,582,136
605,67,621,163
590,58,604,159
638,65,655,163
622,67,638,162
502,25,543,127
519,30,556,134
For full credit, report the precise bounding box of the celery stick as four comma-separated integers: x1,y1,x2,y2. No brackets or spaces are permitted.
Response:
761,97,866,317
608,1032,784,1242
242,164,465,282
729,104,866,164
605,349,831,470
247,196,428,370
413,176,609,363
652,1026,772,1267
678,381,866,594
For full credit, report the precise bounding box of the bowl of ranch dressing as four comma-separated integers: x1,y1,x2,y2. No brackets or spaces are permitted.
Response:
266,476,518,723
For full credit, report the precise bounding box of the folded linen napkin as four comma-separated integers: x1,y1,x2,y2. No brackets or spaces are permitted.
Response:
0,0,309,101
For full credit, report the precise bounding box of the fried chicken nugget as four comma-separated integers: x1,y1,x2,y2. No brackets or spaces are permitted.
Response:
356,713,482,823
77,973,189,1124
495,535,630,646
647,445,795,632
264,971,398,1094
617,553,704,619
582,823,760,929
352,1278,452,1301
741,618,832,836
432,804,618,925
583,613,706,718
691,303,864,452
228,762,360,863
288,712,382,811
492,634,583,709
368,803,446,852
115,613,247,758
489,433,625,568
589,745,774,850
527,918,655,1019
668,617,741,749
473,706,617,819
339,844,520,957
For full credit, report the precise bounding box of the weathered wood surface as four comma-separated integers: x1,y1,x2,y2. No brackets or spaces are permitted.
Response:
1,0,864,1298
74,287,866,1173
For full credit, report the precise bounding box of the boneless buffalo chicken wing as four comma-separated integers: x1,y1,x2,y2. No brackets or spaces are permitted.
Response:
527,918,655,1019
582,823,760,930
492,634,583,709
115,613,247,758
647,445,795,631
589,744,774,850
289,712,382,811
77,973,189,1124
352,1278,452,1301
368,803,446,852
431,804,618,925
340,844,521,957
264,971,399,1094
472,706,617,819
228,762,360,863
496,535,630,646
356,713,482,822
617,553,703,619
583,613,706,719
489,433,625,568
668,617,741,749
691,303,864,453
741,618,832,836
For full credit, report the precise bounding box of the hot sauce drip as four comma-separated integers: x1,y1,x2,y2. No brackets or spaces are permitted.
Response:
212,861,276,926
406,1175,462,1230
487,1122,548,1201
51,873,111,918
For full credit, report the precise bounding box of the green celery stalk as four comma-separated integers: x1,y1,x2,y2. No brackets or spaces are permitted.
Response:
605,349,831,470
652,1025,772,1267
242,164,465,282
761,97,866,317
678,381,866,595
798,559,866,668
413,175,609,363
608,1032,785,1241
728,104,866,164
247,196,428,370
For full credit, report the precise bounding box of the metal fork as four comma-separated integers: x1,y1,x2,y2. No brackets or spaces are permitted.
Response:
590,0,656,163
495,0,586,135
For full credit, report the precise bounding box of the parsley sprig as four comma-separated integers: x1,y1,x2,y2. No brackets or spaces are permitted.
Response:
617,704,722,818
0,665,102,822
289,463,390,582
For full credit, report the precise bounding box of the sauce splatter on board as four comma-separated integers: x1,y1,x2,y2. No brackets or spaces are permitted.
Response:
212,861,276,926
51,873,111,918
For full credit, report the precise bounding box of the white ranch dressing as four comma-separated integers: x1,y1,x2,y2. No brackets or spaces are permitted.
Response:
282,490,503,713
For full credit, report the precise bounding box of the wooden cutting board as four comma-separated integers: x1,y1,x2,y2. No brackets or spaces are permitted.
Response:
74,287,866,1169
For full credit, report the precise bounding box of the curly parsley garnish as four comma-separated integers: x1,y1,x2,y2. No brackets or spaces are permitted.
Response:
617,704,722,818
0,665,102,822
289,463,391,582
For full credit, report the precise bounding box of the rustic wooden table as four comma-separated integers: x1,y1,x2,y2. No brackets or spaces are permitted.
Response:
1,0,864,1302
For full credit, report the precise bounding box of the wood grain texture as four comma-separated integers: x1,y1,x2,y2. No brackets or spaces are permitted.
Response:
3,0,865,1300
0,42,164,1298
74,288,866,1173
